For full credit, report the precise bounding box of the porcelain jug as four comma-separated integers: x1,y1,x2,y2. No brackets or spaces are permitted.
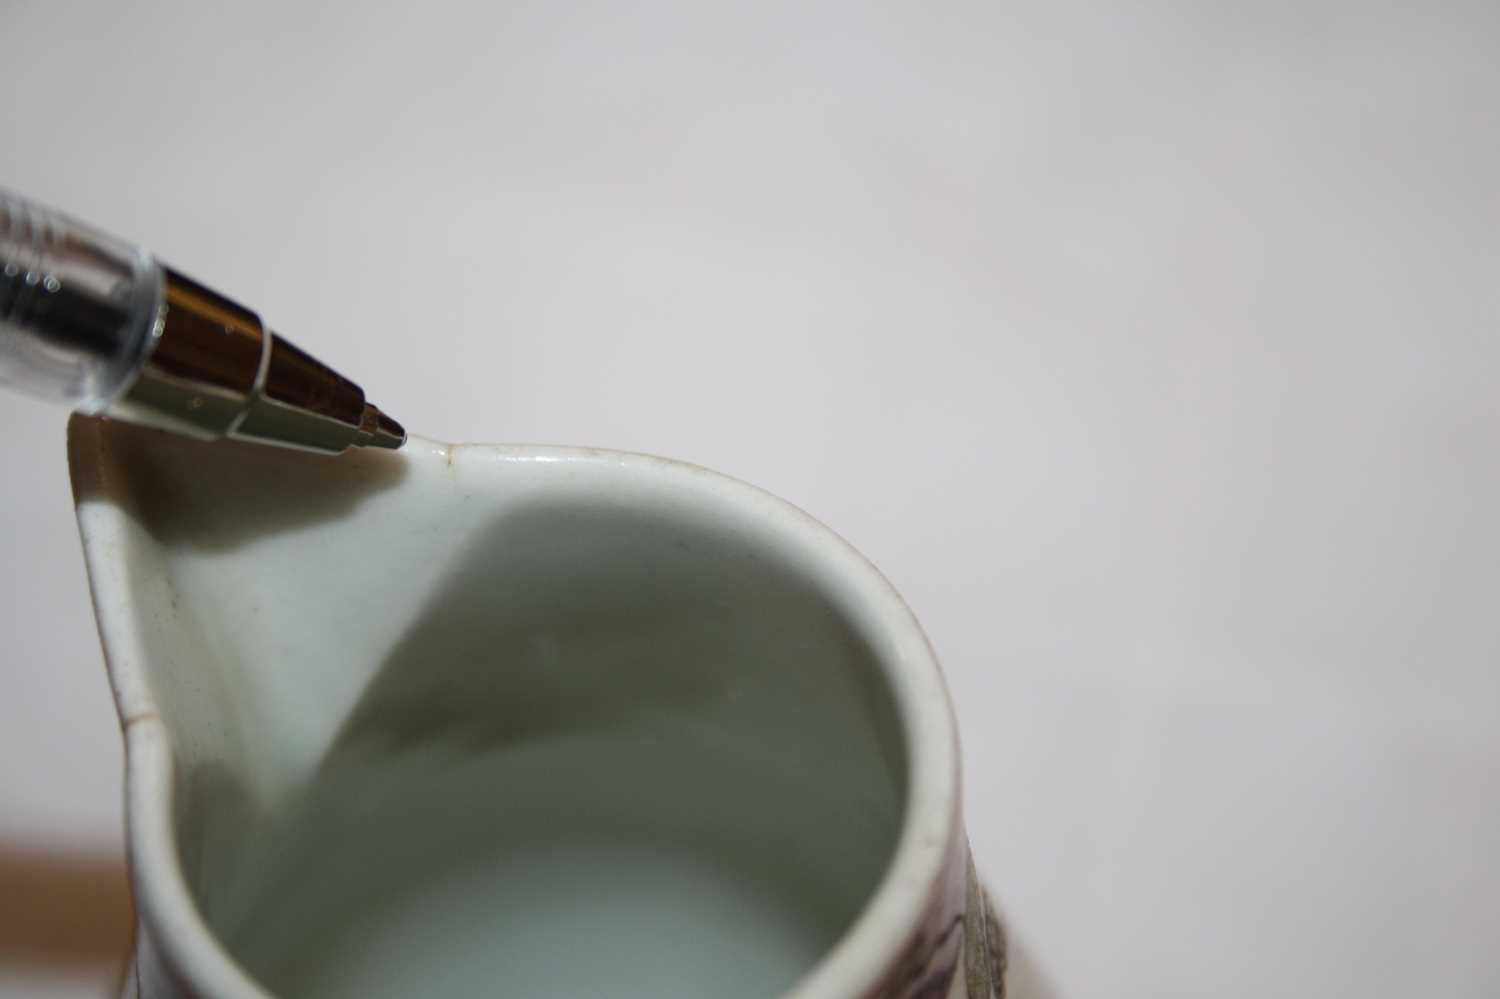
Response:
68,416,1003,999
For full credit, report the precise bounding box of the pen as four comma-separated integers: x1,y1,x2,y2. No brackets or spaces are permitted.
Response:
0,189,404,454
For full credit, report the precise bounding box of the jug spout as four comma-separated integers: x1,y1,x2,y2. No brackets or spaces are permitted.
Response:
70,414,415,797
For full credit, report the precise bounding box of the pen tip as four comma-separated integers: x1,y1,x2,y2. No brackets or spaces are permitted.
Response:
357,403,406,450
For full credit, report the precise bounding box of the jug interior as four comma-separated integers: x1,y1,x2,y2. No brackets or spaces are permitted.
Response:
169,494,909,999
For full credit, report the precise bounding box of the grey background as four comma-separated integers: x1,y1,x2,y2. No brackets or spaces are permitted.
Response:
2,1,1497,996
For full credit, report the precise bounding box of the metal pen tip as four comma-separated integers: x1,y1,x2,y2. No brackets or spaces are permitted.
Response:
355,403,406,450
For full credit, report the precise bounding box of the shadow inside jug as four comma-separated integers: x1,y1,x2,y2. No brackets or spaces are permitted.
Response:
173,499,909,999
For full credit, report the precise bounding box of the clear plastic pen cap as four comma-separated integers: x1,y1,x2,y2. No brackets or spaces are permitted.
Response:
0,190,164,412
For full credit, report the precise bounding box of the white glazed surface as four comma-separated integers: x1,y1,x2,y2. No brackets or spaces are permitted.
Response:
70,418,966,999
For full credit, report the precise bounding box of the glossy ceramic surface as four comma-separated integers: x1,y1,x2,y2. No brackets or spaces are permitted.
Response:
69,416,1001,999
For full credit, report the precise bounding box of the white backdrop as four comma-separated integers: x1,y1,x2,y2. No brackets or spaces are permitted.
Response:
2,2,1497,996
